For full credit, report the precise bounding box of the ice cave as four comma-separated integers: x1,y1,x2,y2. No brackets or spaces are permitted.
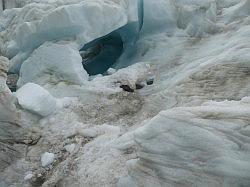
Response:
80,0,144,75
1,0,250,187
80,32,124,75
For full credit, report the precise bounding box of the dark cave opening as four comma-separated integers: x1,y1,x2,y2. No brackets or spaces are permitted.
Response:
80,32,124,76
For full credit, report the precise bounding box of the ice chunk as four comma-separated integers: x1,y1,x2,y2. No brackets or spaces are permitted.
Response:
16,83,57,116
64,144,76,153
41,152,55,167
24,173,34,181
107,68,117,75
17,42,88,87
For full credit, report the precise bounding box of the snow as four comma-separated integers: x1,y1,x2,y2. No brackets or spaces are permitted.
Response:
41,152,55,167
16,83,57,116
17,42,88,87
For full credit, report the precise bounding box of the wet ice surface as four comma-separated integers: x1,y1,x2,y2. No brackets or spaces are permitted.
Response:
1,0,250,186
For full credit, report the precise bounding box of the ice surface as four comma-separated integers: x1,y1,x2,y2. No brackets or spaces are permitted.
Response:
1,0,250,186
41,152,55,167
0,0,141,73
118,98,250,186
24,173,34,181
16,83,57,116
17,42,88,87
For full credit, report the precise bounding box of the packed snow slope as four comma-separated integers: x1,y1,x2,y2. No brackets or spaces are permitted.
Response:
0,0,250,187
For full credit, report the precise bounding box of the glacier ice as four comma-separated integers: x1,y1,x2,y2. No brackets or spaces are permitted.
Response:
1,0,250,186
24,172,34,181
79,10,144,76
17,42,88,87
16,83,57,116
64,144,76,153
118,98,250,186
0,0,142,74
41,152,55,167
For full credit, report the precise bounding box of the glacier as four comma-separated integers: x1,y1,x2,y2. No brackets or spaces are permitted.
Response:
0,0,250,187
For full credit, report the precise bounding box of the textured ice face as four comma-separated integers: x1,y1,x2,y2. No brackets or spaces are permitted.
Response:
118,98,250,186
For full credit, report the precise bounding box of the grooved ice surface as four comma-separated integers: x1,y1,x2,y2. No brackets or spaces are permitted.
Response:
121,98,250,186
